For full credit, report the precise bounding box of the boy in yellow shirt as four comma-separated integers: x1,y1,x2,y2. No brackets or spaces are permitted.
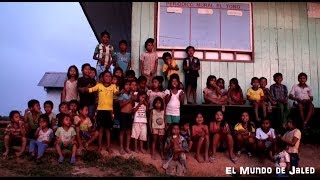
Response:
79,71,119,154
162,52,179,80
247,77,266,122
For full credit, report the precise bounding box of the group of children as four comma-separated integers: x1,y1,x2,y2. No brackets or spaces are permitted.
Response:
2,31,310,176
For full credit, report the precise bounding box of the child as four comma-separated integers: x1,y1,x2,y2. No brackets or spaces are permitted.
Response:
55,113,77,164
274,140,290,177
209,111,237,163
62,65,79,102
180,120,193,151
115,40,131,73
90,67,97,80
140,38,158,88
29,114,54,162
56,102,69,128
77,63,97,120
227,78,245,105
256,119,276,160
3,111,27,158
74,104,98,149
165,74,184,125
93,31,116,77
149,97,166,160
137,75,148,92
130,79,138,102
162,52,179,81
270,73,289,127
163,123,189,176
183,46,200,104
191,112,209,163
79,71,119,154
203,75,227,105
147,76,166,111
43,100,56,129
131,91,148,153
217,78,228,96
280,119,301,170
260,77,276,112
24,99,42,139
289,72,314,129
69,99,79,120
247,77,266,122
125,69,136,81
118,80,134,154
234,112,255,157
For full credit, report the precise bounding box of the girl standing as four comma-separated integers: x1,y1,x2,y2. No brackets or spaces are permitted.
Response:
62,65,79,102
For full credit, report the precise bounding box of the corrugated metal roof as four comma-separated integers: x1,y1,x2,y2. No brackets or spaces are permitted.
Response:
38,72,67,88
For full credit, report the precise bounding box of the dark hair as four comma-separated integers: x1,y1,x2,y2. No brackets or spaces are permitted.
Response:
170,123,180,130
162,52,172,63
78,104,88,111
59,102,68,110
137,90,147,101
67,65,79,80
39,114,50,125
251,77,259,85
125,70,136,78
261,119,271,127
44,100,54,108
90,67,97,74
122,79,130,87
9,110,20,120
101,31,110,38
273,73,283,80
277,140,287,151
214,111,226,127
229,78,241,92
179,119,190,127
113,67,124,76
129,78,138,84
286,119,297,127
28,99,40,108
240,112,254,132
98,72,104,79
119,40,127,46
144,38,154,49
59,113,71,126
138,75,147,83
168,73,181,90
206,75,217,88
81,63,91,71
69,99,79,107
152,76,164,91
185,46,195,53
217,78,225,89
101,70,112,78
259,77,267,83
298,72,307,80
152,97,164,110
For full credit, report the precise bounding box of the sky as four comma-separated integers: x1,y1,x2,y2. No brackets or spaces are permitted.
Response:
0,2,98,115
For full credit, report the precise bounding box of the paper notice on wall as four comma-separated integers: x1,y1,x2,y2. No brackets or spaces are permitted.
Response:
308,2,320,18
167,7,183,14
197,8,213,15
227,10,243,16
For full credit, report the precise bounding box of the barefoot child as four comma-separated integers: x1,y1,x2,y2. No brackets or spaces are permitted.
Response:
163,123,189,176
43,100,56,129
256,119,276,160
118,79,134,154
55,113,77,164
247,77,266,122
234,112,255,157
150,97,166,160
180,120,193,151
79,71,119,154
227,78,245,105
210,111,237,163
3,111,27,158
140,38,158,88
61,65,79,102
29,114,54,162
74,104,98,150
69,99,79,121
274,140,290,178
191,112,209,163
260,77,276,113
203,75,227,105
131,91,148,153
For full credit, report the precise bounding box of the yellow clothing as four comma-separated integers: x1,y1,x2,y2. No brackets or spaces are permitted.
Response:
162,59,179,79
234,123,255,136
247,88,264,101
89,83,118,110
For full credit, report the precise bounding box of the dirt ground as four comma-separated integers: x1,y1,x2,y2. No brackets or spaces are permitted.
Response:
1,143,319,177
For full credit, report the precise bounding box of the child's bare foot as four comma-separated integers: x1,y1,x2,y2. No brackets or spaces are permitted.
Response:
195,155,204,163
119,148,126,155
3,151,9,157
204,155,209,162
107,148,114,154
151,154,156,160
140,149,146,154
15,151,23,158
125,148,131,154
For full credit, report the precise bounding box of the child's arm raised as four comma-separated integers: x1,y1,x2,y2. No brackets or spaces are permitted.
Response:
179,91,184,105
132,102,142,113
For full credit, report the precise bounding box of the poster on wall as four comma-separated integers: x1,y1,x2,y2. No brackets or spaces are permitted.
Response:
308,2,320,18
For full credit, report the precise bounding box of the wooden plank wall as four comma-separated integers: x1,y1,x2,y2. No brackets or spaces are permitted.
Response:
131,2,320,107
